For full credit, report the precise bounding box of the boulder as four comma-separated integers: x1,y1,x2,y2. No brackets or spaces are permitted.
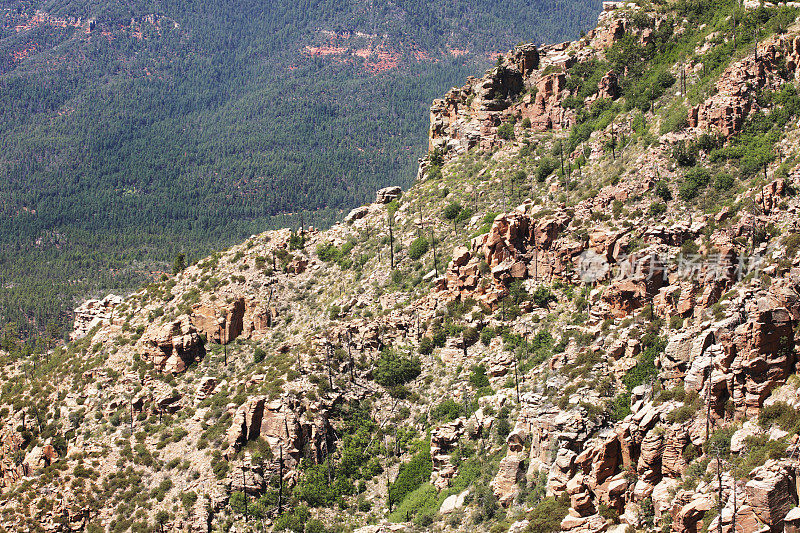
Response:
677,494,714,533
439,489,469,514
192,298,246,344
137,316,205,373
596,70,620,100
71,294,123,341
431,418,465,489
344,206,370,223
745,462,796,531
732,307,795,418
376,186,402,204
784,507,800,533
491,453,525,506
196,377,218,401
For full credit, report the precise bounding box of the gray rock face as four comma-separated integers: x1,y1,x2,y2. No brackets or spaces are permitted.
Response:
375,186,402,204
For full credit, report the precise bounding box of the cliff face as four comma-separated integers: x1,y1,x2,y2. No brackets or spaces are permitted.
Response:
427,2,640,158
3,2,800,532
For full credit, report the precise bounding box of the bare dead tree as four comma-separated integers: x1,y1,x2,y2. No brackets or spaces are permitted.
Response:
278,445,284,515
326,343,334,390
716,451,724,533
388,211,395,270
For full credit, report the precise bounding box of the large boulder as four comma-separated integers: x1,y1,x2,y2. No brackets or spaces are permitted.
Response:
71,294,123,341
192,298,246,344
491,453,526,507
375,186,402,204
732,307,795,418
745,461,797,531
431,418,465,489
137,315,205,373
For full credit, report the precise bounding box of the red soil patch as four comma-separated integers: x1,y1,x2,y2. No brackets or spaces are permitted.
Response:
303,45,348,56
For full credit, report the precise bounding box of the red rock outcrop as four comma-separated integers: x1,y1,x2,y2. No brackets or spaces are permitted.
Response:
0,424,25,488
375,186,402,204
689,36,800,137
731,307,795,418
595,70,620,101
431,418,465,490
192,296,280,344
745,461,798,532
519,72,574,132
227,395,332,468
71,294,123,341
192,298,245,344
137,315,205,373
491,453,526,506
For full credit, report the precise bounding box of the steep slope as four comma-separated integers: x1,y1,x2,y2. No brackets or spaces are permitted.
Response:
2,1,800,532
0,0,602,339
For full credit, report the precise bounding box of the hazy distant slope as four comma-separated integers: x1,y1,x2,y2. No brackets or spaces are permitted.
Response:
0,0,601,337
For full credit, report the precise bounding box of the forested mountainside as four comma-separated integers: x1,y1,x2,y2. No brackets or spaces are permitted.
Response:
5,0,800,532
0,0,602,340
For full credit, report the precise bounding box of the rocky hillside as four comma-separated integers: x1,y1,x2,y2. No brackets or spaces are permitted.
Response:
3,0,800,532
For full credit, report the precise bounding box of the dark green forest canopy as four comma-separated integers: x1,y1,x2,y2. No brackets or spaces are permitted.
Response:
0,0,601,338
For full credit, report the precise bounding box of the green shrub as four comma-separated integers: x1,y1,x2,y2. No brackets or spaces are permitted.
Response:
305,520,327,533
463,327,479,346
373,350,421,387
274,506,310,533
608,393,632,421
527,493,570,532
661,103,689,134
426,165,442,180
649,203,667,217
443,203,462,221
455,207,474,224
785,233,800,257
253,347,266,364
758,401,800,432
666,403,696,423
389,447,433,508
418,337,434,355
654,181,672,202
432,329,447,348
736,435,788,475
472,482,499,522
497,122,515,140
622,333,666,392
673,140,698,166
388,483,438,523
495,417,512,441
532,286,554,307
408,238,429,261
656,70,676,89
679,167,711,201
469,364,490,388
288,232,305,250
535,157,558,182
316,243,339,262
293,460,355,507
480,327,496,346
212,458,229,479
714,173,735,191
181,491,198,511
431,400,463,422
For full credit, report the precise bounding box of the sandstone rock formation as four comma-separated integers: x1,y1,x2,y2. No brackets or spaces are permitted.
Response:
376,186,402,204
689,35,800,137
227,394,333,468
71,294,122,340
137,315,205,373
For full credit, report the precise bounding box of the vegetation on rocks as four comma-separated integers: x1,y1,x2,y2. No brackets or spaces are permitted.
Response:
3,1,800,532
